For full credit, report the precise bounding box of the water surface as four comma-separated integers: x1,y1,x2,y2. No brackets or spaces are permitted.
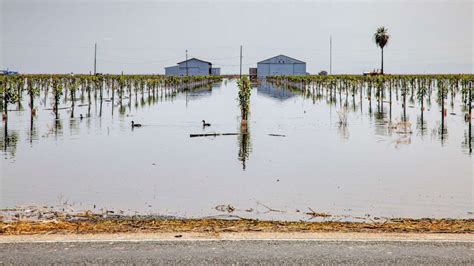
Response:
1,79,472,221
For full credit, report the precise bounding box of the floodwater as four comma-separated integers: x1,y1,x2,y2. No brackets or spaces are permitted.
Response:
1,79,472,221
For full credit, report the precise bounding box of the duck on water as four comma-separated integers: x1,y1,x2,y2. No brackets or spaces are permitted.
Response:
131,121,142,128
202,120,211,127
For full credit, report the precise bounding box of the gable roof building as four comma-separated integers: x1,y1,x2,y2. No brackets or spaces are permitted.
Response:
256,55,306,78
165,58,220,76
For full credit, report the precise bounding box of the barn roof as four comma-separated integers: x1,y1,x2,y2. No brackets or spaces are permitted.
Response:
258,55,305,64
177,58,212,65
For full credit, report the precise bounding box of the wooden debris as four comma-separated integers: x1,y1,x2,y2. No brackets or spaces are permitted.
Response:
305,208,332,219
190,133,241,138
268,134,286,137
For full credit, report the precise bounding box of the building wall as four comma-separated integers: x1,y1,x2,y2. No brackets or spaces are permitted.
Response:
211,68,220,75
257,63,270,77
165,59,210,76
269,63,294,75
178,59,211,76
293,63,306,75
165,66,180,76
256,55,307,78
257,63,306,77
165,59,220,76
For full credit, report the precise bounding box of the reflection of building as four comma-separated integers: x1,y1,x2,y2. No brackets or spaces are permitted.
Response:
255,55,306,78
187,87,213,99
165,58,220,76
257,81,297,101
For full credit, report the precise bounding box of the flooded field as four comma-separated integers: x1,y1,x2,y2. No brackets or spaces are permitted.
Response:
1,77,472,221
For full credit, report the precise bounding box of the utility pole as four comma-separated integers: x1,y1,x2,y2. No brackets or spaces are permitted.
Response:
329,36,332,75
94,43,97,75
239,45,242,78
185,50,188,77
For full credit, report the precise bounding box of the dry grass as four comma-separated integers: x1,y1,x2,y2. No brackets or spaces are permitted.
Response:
1,217,472,235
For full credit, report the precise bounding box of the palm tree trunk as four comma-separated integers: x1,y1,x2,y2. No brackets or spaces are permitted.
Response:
381,48,384,74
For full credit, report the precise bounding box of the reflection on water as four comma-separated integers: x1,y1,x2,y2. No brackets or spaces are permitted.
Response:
1,126,18,159
257,81,297,101
1,79,472,221
238,123,251,170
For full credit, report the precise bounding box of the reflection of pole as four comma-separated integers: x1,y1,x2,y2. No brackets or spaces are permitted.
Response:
469,84,472,153
185,50,188,77
420,93,424,132
30,111,34,144
185,91,188,108
240,45,242,78
389,83,392,121
441,87,445,141
3,117,7,153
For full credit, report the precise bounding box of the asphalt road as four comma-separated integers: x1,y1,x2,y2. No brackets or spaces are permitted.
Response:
1,240,472,265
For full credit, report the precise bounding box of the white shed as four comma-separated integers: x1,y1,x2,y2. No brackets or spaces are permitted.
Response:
257,55,306,78
165,58,220,76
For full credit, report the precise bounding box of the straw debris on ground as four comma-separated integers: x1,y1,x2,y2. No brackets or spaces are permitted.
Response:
1,216,472,235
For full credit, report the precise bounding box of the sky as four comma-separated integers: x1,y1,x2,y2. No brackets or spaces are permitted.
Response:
0,0,472,74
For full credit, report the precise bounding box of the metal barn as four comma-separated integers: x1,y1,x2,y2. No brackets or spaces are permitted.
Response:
165,58,220,76
256,55,306,78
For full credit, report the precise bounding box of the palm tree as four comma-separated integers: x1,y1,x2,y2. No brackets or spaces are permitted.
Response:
374,26,390,74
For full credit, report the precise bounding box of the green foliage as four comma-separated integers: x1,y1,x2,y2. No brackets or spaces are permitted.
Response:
417,85,428,102
52,79,64,99
237,76,251,120
266,74,473,110
26,79,40,97
374,26,390,49
1,76,20,106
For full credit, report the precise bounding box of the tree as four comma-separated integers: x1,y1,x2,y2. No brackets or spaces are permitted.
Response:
374,26,390,74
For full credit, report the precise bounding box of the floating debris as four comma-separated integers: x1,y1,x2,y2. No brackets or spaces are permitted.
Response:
190,133,240,138
389,120,412,134
305,208,332,219
215,204,236,213
268,134,286,137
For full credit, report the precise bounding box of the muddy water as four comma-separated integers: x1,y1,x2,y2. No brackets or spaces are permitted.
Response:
1,79,472,221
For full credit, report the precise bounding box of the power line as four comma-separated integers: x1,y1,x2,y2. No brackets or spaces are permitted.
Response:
188,55,240,61
212,63,254,67
97,57,181,65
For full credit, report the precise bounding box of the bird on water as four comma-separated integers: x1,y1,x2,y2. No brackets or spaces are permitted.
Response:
202,120,211,127
131,121,142,128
